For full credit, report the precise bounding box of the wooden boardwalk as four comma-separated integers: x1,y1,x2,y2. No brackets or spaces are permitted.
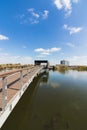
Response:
0,66,43,128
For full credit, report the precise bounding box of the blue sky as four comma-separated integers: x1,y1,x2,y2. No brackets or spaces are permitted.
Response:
0,0,87,65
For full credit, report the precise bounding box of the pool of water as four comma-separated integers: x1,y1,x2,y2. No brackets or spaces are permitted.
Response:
1,70,87,130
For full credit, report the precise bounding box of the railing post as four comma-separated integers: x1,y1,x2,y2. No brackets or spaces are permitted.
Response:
27,68,29,81
20,70,23,89
2,77,7,111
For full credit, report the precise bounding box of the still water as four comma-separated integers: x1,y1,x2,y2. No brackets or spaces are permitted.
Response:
1,70,87,130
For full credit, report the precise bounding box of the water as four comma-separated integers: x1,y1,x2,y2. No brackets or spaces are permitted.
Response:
1,70,87,130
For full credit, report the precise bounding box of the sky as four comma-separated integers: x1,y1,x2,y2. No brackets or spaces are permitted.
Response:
0,0,87,65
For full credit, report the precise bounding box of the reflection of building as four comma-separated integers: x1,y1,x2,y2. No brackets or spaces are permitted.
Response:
60,60,69,66
41,72,49,83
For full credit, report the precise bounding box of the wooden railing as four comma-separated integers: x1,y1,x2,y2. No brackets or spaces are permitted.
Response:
0,66,41,111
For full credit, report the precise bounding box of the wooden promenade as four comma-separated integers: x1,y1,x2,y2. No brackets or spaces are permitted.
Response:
0,65,43,128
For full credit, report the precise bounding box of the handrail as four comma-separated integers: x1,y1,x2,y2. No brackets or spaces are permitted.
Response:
0,66,36,110
0,67,34,78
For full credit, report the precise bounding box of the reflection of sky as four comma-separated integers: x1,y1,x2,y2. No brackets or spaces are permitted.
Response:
40,80,60,89
48,82,60,88
65,70,87,80
34,71,87,130
40,71,61,89
39,70,87,89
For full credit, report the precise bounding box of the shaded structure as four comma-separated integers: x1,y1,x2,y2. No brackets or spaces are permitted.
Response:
34,60,49,68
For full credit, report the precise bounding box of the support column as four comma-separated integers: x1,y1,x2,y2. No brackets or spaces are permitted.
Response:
2,77,7,111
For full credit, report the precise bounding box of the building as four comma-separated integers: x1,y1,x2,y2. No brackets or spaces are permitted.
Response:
34,60,50,68
60,60,69,66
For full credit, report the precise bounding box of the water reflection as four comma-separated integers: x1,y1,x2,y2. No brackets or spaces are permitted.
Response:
65,70,87,80
1,70,87,130
48,82,60,88
41,71,49,83
1,72,48,130
58,69,67,74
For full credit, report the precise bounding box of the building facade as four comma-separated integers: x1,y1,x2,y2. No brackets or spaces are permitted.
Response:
60,60,69,66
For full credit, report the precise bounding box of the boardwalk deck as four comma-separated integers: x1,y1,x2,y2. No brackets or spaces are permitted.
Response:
0,66,43,128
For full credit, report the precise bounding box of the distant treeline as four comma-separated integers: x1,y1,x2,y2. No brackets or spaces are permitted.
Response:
69,66,87,71
53,65,87,71
0,63,34,71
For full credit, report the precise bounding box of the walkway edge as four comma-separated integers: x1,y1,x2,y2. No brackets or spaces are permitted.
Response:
0,75,35,128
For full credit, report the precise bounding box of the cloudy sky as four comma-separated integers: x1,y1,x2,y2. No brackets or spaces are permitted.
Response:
0,0,87,65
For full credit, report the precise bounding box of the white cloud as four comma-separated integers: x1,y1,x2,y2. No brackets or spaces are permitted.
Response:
32,12,40,18
54,0,79,16
28,8,40,18
30,19,39,24
18,8,49,25
41,52,50,55
67,42,75,47
27,8,34,12
28,8,49,20
50,47,61,52
35,48,61,60
35,48,45,52
0,53,33,64
42,10,49,19
54,0,63,9
63,24,83,34
27,8,40,24
70,27,82,34
63,24,68,29
67,55,87,65
35,47,61,55
0,34,9,40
